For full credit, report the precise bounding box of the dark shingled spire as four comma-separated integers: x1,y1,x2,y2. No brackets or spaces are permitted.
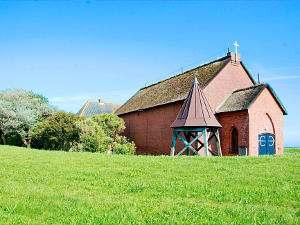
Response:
171,77,222,128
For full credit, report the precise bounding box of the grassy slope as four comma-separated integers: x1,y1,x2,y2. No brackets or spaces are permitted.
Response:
0,146,299,225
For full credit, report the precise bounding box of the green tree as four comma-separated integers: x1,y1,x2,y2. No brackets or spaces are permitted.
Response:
29,111,135,154
73,118,111,153
0,89,55,146
30,111,82,150
91,114,125,140
90,114,135,154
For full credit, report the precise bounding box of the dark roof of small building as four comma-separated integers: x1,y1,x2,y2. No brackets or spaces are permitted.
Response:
171,77,222,128
216,83,288,115
77,101,122,117
116,55,231,115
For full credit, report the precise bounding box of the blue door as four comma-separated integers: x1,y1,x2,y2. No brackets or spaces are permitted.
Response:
259,133,275,155
266,134,275,155
259,134,267,155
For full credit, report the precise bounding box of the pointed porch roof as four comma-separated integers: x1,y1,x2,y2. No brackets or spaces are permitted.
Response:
171,77,222,128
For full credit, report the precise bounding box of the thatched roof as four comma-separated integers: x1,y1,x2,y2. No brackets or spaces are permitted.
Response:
77,101,122,117
216,83,288,115
116,56,231,115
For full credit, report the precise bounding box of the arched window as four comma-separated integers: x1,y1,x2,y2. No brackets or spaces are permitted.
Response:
231,127,238,153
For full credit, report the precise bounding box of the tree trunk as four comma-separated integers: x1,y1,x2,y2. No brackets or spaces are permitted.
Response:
0,135,5,145
22,138,31,148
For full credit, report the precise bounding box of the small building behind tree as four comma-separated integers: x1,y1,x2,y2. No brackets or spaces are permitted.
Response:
77,99,122,117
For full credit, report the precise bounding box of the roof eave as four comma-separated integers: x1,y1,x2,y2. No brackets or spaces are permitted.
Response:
201,57,231,89
266,84,288,115
139,55,231,91
216,109,248,114
247,84,288,115
117,57,232,116
240,61,257,85
116,98,186,116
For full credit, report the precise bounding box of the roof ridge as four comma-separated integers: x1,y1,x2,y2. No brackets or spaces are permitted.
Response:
106,102,122,105
85,100,121,105
216,82,288,115
116,54,233,116
87,100,98,103
140,55,230,91
233,83,267,93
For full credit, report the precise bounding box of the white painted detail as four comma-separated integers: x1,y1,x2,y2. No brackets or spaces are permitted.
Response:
259,136,266,146
268,136,274,146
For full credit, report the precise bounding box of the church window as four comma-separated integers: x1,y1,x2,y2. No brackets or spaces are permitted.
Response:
231,127,238,153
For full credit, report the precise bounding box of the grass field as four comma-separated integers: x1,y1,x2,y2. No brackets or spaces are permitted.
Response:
0,146,299,224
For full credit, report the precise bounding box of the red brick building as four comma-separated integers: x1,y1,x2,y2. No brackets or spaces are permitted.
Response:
116,52,287,156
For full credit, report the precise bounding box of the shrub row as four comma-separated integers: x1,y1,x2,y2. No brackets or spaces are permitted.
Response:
0,89,135,154
30,112,135,154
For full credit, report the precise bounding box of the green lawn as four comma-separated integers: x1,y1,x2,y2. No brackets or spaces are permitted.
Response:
0,146,299,224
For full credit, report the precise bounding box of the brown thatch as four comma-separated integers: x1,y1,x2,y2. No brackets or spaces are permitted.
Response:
116,56,231,115
216,83,288,115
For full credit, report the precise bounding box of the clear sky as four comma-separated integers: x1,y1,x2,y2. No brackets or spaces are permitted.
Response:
0,0,299,146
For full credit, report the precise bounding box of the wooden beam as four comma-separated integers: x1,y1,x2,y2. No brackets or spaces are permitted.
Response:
188,145,200,156
204,129,209,156
208,133,215,142
208,149,217,156
177,133,189,146
190,132,204,146
184,132,191,156
215,129,222,157
174,128,204,132
175,131,203,156
171,128,220,157
176,145,189,156
170,131,177,156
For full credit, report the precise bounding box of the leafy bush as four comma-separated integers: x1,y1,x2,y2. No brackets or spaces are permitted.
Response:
30,111,82,150
91,114,125,140
0,89,55,146
73,119,111,153
29,111,135,154
113,142,136,155
90,114,135,154
74,116,135,154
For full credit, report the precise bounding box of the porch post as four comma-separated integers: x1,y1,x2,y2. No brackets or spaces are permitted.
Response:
204,128,209,157
170,130,177,156
185,132,191,156
215,129,222,157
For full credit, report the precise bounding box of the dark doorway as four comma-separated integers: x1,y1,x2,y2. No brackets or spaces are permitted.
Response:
259,133,275,155
231,128,238,153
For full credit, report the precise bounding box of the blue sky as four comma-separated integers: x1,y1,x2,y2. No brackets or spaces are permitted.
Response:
0,0,299,146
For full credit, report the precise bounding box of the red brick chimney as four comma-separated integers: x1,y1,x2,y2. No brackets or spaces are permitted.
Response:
227,52,240,63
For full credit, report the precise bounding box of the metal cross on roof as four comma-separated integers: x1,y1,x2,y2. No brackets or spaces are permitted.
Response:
233,41,239,62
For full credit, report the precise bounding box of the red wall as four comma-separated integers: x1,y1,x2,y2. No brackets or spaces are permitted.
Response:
216,111,249,156
204,56,254,112
248,88,284,156
121,101,184,155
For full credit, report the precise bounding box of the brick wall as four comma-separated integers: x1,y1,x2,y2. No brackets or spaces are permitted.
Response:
216,110,249,156
204,55,255,112
248,88,284,156
121,101,184,155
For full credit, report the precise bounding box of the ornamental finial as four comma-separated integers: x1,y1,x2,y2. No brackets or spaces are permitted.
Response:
194,72,199,84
